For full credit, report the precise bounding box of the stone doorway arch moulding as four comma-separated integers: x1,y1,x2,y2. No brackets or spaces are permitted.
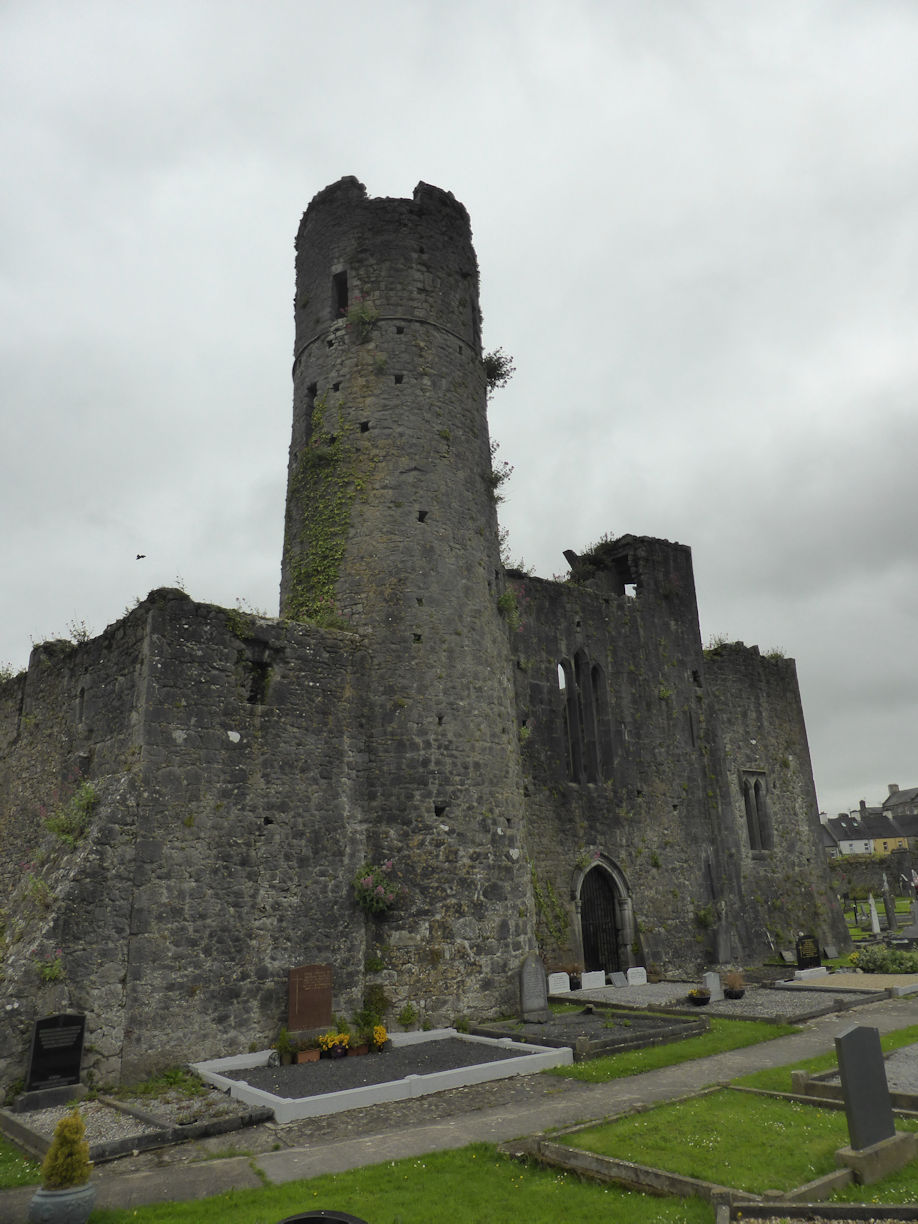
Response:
571,855,636,974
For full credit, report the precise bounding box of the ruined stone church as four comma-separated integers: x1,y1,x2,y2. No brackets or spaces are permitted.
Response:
0,178,846,1088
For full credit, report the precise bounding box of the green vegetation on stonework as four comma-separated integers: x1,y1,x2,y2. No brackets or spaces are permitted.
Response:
111,1066,208,1101
732,1021,918,1093
564,1089,918,1195
528,862,568,947
284,393,364,627
546,1017,799,1083
44,781,98,846
0,1136,40,1187
87,1143,714,1224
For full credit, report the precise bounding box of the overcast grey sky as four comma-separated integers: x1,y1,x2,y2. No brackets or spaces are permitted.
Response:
2,1,916,817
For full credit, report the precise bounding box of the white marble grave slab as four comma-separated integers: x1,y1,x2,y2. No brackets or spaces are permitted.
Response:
547,972,570,994
703,971,724,1001
580,970,606,989
626,967,648,986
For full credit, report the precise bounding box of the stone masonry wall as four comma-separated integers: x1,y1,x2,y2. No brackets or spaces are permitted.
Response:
0,589,371,1088
704,641,848,952
508,536,748,975
281,179,535,1024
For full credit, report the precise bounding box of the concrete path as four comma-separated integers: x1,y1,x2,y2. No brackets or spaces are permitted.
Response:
3,993,917,1218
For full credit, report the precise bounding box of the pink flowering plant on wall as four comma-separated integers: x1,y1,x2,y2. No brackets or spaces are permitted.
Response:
353,860,406,916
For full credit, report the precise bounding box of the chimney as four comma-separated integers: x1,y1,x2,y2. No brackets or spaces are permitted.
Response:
889,784,900,796
859,799,867,816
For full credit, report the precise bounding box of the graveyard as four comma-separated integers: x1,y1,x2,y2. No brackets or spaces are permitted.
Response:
5,934,918,1221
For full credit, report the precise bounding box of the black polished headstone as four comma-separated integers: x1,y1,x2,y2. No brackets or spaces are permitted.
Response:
795,933,821,970
26,1013,85,1092
835,1024,896,1151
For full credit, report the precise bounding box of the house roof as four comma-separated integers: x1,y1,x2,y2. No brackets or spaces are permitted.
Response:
826,812,906,843
819,823,839,849
884,786,918,811
890,810,918,838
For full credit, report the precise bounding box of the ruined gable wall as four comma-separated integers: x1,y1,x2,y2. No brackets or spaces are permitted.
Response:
508,537,746,975
116,591,372,1080
704,642,848,952
0,589,371,1089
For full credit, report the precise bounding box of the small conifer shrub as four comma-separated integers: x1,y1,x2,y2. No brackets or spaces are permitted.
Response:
40,1107,92,1189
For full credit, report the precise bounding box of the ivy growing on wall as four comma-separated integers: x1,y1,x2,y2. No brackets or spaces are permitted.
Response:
529,861,569,951
284,394,364,627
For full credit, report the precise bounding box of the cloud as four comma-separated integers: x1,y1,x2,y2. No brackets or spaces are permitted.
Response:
2,0,917,821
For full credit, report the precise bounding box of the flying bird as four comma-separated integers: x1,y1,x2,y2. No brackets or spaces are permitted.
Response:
136,554,146,560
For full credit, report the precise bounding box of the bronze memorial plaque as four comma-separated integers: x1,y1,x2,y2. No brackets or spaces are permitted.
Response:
288,964,333,1030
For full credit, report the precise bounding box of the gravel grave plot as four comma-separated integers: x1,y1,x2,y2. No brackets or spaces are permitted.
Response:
476,1005,699,1050
112,1085,252,1127
818,1040,918,1096
574,983,873,1020
20,1098,162,1148
883,1042,918,1093
15,1085,265,1158
225,1037,525,1098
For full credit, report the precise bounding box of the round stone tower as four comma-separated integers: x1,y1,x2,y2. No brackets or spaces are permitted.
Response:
281,178,534,1021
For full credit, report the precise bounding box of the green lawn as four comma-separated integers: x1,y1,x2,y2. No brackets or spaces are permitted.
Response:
0,1137,39,1187
732,1022,918,1093
5,1019,918,1220
88,1143,715,1224
546,1017,799,1082
563,1089,854,1193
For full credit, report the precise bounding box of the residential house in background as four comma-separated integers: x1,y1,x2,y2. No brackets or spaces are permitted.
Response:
883,785,918,849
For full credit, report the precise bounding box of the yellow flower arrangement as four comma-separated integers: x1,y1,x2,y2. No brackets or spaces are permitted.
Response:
318,1030,350,1053
371,1024,387,1051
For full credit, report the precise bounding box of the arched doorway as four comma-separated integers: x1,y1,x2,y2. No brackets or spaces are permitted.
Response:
574,859,634,973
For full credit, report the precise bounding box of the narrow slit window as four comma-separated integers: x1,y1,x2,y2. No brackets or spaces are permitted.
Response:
332,271,348,317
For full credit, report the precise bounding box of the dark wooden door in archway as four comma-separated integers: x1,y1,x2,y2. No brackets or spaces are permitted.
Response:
580,868,620,973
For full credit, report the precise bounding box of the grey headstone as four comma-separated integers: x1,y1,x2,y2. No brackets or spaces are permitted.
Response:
546,971,570,995
823,945,839,961
580,970,606,990
610,972,628,987
780,949,796,965
883,892,898,931
702,971,724,1001
520,953,551,1021
835,1025,896,1151
868,894,881,936
626,966,648,985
